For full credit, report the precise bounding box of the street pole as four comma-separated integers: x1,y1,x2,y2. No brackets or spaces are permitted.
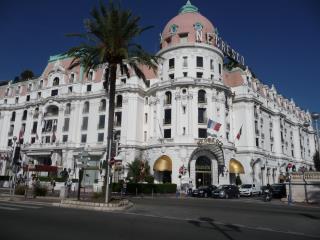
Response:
105,138,112,203
9,137,17,197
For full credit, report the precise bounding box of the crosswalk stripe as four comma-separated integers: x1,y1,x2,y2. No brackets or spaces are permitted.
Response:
0,206,20,211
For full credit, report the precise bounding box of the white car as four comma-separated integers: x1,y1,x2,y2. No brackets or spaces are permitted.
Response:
239,184,261,196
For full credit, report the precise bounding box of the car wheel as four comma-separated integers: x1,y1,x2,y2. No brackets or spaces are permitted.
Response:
249,192,253,197
225,193,229,199
204,193,208,198
237,194,240,199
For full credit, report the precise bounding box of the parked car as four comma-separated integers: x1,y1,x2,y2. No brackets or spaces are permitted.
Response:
212,185,240,199
271,183,286,198
192,185,217,198
239,184,261,196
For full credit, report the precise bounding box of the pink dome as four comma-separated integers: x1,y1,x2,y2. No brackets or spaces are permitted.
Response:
161,1,215,49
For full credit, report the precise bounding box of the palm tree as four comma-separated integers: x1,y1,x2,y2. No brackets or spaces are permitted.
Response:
65,1,158,202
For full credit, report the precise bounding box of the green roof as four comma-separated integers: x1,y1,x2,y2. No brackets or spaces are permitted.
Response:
179,0,198,14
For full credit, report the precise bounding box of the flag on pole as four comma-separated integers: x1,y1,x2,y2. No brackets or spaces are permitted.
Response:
236,125,243,140
207,118,222,137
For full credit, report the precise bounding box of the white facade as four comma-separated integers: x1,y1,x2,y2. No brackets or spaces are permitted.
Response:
0,2,316,188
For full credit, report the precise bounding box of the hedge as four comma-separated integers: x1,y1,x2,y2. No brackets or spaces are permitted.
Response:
112,183,177,194
37,176,79,183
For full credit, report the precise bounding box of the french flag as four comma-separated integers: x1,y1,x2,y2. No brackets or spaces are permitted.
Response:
207,118,222,132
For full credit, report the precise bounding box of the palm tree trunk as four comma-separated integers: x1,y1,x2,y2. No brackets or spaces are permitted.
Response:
105,63,117,203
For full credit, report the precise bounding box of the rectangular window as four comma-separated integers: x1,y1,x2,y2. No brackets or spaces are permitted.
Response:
183,56,188,67
8,139,12,147
63,118,70,132
182,106,186,114
31,137,35,144
183,72,188,77
210,59,214,70
169,73,174,80
81,134,87,143
68,86,73,93
98,115,105,129
198,128,207,138
37,92,41,99
196,72,203,78
196,56,203,68
198,108,206,123
62,135,68,143
15,97,19,103
144,131,147,142
164,129,171,138
45,136,50,143
219,63,222,74
26,95,30,102
81,117,88,130
145,113,148,123
211,74,214,80
169,58,175,69
51,89,58,96
31,122,38,134
121,78,126,84
115,112,122,126
98,133,104,142
256,138,259,147
183,127,186,135
87,85,92,92
8,125,14,136
164,109,172,124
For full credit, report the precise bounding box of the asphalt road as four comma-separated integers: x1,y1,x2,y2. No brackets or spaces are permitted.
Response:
0,197,319,240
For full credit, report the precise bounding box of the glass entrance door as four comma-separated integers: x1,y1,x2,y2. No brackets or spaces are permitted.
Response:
195,156,212,188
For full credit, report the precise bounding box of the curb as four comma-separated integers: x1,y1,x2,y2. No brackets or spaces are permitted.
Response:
54,199,133,211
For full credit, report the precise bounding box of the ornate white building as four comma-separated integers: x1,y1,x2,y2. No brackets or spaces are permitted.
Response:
0,1,316,189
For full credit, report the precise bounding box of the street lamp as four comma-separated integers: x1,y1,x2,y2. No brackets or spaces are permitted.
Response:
311,113,320,169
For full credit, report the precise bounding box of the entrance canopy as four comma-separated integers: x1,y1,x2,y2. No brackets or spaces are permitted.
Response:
229,158,245,174
153,155,172,172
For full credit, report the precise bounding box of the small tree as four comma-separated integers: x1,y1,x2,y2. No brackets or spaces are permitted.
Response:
313,151,320,171
20,70,34,80
127,158,151,183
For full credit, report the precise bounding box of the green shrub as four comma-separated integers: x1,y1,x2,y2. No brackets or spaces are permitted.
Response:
92,191,104,200
33,185,48,196
145,175,154,184
38,176,65,182
15,184,27,195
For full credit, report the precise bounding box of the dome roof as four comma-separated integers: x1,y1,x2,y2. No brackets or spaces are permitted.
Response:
161,1,215,49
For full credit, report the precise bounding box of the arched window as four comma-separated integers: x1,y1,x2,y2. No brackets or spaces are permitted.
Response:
39,80,44,88
198,90,206,103
83,101,90,114
88,70,94,81
53,77,59,86
11,111,16,122
65,103,71,115
99,99,106,111
165,91,172,105
22,110,28,121
45,105,59,117
69,73,75,83
116,95,122,107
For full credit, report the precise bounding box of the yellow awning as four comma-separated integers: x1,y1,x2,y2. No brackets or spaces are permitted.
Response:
229,158,245,174
153,155,172,172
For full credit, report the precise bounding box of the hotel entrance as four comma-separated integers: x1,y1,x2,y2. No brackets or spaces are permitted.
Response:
195,156,211,188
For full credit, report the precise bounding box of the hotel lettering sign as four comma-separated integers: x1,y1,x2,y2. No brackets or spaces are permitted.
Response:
196,29,245,66
197,138,223,147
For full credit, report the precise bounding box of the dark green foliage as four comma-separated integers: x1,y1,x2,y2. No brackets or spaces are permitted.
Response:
112,183,177,194
15,184,27,195
33,184,48,196
38,176,66,182
313,151,320,171
20,70,34,80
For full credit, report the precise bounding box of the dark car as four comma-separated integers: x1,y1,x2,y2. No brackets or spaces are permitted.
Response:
271,184,286,198
212,185,240,199
192,185,217,198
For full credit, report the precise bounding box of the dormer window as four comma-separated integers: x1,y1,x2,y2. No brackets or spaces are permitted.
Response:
70,73,75,83
28,83,32,91
53,77,59,86
179,33,188,43
169,24,178,35
16,86,20,94
88,70,93,81
39,80,43,88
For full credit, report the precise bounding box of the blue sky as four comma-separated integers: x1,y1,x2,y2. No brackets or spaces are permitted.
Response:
0,0,319,114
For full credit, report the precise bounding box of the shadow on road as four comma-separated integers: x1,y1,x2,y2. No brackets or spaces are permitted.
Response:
188,217,241,240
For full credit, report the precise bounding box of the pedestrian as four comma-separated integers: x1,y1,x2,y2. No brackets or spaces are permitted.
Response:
66,178,72,197
50,178,56,194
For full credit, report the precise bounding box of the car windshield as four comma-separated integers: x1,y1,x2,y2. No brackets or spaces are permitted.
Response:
271,184,283,189
241,184,252,188
217,185,228,190
198,186,207,190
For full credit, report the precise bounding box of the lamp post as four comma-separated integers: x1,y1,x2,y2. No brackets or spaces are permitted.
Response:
9,136,18,197
311,113,320,168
